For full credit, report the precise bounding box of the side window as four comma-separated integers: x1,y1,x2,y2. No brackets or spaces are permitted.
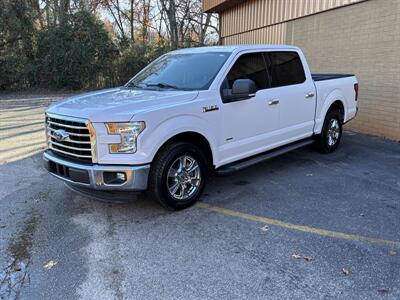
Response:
225,52,269,90
266,52,306,88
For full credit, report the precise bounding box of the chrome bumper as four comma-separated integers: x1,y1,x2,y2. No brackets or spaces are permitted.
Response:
43,151,150,191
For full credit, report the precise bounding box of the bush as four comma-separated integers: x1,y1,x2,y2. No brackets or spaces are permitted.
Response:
34,11,117,89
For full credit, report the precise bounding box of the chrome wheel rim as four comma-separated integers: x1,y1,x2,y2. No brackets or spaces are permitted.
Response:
327,118,340,146
167,155,201,200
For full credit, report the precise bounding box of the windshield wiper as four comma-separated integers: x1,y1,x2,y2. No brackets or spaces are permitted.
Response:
125,82,145,89
145,82,180,90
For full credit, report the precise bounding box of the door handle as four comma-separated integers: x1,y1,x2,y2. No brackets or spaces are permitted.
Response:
268,99,280,106
305,92,315,98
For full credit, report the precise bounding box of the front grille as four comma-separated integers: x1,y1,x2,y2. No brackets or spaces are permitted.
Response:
46,114,95,163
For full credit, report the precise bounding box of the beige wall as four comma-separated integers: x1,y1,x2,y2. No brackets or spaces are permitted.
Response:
219,0,365,40
219,0,400,140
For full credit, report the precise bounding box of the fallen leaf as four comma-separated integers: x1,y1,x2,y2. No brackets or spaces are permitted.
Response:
377,288,389,294
260,224,269,232
389,250,396,256
291,253,301,259
43,260,58,269
303,256,313,262
342,267,350,275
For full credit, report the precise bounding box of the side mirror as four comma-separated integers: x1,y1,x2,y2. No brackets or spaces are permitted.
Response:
222,79,257,102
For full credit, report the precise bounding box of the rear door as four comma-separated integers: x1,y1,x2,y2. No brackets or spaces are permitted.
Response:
264,51,316,142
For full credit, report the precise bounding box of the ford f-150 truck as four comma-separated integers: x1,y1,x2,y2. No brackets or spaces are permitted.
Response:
43,45,358,210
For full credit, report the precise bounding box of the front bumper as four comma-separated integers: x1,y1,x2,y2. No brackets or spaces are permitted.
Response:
43,151,150,191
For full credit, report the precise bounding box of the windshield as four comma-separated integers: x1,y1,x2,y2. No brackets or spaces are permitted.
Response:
126,52,231,91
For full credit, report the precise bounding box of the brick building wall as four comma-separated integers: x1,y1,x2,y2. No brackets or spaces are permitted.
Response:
204,0,400,140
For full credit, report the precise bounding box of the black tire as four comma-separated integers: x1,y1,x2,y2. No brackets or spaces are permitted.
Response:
148,142,208,210
314,109,343,153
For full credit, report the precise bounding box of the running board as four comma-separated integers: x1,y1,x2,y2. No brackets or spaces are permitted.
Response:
216,139,314,175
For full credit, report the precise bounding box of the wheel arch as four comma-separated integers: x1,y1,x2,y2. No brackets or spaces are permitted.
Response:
152,131,215,169
327,100,345,122
315,89,347,134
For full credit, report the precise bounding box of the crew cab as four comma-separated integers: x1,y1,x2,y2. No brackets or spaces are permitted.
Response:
43,45,358,210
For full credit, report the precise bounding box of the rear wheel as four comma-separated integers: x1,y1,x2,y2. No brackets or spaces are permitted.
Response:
315,109,343,153
148,142,207,210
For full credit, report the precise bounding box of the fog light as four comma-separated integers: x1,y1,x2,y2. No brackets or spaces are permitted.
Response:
103,172,127,185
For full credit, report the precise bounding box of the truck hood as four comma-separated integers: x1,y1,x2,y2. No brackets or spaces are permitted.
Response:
47,87,199,122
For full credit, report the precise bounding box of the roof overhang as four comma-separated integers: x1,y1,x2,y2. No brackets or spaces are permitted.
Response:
203,0,246,13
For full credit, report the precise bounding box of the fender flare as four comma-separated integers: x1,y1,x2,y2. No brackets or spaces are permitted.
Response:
138,114,219,165
314,89,347,134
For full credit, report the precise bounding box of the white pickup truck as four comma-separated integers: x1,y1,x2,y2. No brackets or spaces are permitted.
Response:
43,45,358,209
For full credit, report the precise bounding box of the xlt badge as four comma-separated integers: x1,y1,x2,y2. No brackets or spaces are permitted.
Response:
202,105,219,113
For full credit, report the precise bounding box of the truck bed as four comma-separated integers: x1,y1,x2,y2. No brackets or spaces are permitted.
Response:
312,73,355,81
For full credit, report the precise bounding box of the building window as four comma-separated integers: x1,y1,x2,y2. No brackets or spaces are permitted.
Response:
266,52,306,87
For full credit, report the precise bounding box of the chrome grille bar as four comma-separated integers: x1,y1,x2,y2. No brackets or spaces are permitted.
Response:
47,120,87,130
47,126,90,137
49,140,92,151
47,133,91,144
49,146,92,159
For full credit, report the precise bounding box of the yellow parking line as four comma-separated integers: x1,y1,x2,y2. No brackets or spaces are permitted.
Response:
197,202,400,248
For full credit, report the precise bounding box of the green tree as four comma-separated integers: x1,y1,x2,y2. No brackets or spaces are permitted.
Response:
35,11,117,89
115,42,167,84
0,0,36,90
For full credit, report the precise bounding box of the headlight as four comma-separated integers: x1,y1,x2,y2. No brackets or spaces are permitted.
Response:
105,122,145,153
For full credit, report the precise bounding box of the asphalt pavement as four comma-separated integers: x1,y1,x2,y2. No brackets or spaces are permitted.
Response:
1,96,399,299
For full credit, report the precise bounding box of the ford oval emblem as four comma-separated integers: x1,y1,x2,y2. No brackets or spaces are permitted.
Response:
53,129,69,142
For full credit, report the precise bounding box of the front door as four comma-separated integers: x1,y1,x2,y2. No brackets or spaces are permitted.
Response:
219,52,280,165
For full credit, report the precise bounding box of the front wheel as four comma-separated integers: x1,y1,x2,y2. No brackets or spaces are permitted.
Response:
148,142,207,210
315,109,343,153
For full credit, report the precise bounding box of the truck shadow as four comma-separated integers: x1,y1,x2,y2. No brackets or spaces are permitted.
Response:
67,146,319,212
